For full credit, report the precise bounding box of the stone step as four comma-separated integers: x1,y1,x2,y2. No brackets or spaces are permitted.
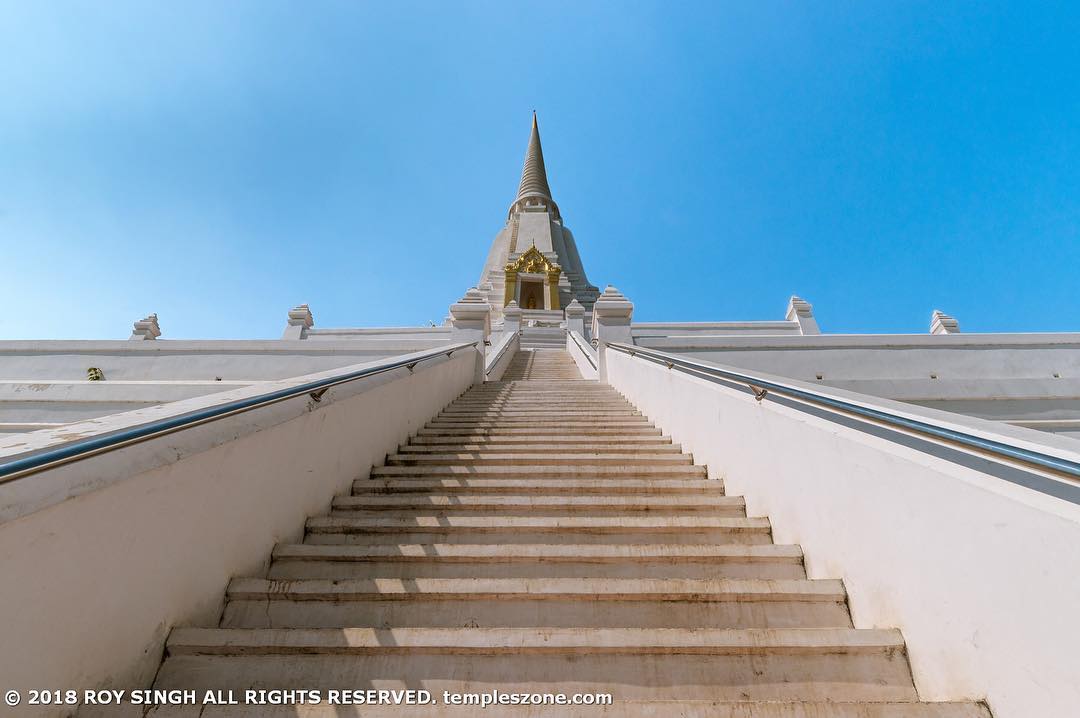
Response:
147,701,992,718
439,409,641,417
408,435,671,445
464,394,620,399
157,627,916,701
425,419,654,429
268,543,806,580
504,373,582,376
505,364,574,368
385,453,694,466
470,381,611,385
464,394,620,401
398,443,683,454
370,465,707,479
445,406,634,413
308,516,769,534
221,578,850,630
437,403,637,411
449,398,630,405
436,404,638,411
226,576,842,602
460,386,619,393
352,478,722,495
435,414,643,422
305,516,772,545
330,493,743,514
415,427,664,436
482,378,596,383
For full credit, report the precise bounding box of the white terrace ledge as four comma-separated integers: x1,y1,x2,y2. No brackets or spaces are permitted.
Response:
0,345,477,524
634,331,1080,350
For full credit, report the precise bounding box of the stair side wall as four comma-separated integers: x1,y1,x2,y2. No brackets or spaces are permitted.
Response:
604,349,1080,718
0,351,477,716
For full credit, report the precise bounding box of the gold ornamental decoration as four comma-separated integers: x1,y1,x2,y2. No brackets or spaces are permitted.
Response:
505,246,561,276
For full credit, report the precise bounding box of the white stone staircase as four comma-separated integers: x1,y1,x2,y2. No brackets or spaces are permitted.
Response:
152,349,990,717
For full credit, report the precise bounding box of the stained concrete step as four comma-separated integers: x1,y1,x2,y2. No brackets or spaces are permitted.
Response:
221,578,851,630
446,404,634,412
465,393,619,399
370,465,707,479
267,543,806,580
157,627,916,701
331,494,743,515
398,443,683,454
415,427,664,436
408,435,672,445
469,386,612,392
439,409,641,417
426,419,654,429
305,516,772,545
385,453,694,466
308,516,769,534
468,395,622,399
352,478,723,495
435,414,644,422
147,701,992,718
463,384,615,389
481,379,597,383
446,403,635,410
226,576,843,602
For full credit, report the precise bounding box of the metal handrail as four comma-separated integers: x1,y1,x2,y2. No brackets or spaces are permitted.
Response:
484,331,518,375
0,341,480,485
568,330,598,369
607,342,1080,482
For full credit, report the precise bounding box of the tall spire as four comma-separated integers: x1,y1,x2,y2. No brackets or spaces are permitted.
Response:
516,112,553,203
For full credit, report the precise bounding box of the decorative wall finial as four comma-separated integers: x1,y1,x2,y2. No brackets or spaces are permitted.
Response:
786,296,820,335
282,304,314,340
129,313,161,340
930,310,960,335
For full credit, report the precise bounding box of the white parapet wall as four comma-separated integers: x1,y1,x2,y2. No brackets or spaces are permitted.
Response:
604,348,1080,718
641,333,1080,435
566,330,599,380
485,330,520,382
0,347,479,715
0,337,457,432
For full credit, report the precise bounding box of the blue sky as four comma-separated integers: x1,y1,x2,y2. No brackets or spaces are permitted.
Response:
2,1,1078,339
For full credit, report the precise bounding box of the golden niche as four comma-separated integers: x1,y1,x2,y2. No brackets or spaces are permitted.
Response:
503,246,562,311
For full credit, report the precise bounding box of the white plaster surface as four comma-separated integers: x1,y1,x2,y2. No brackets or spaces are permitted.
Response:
566,330,599,380
647,333,1080,434
484,331,520,381
604,349,1080,718
0,337,454,427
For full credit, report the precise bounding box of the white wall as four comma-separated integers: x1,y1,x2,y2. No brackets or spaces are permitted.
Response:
0,338,454,430
0,348,478,715
645,333,1080,435
605,349,1080,718
632,321,802,337
485,331,520,381
0,338,451,381
566,331,599,380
